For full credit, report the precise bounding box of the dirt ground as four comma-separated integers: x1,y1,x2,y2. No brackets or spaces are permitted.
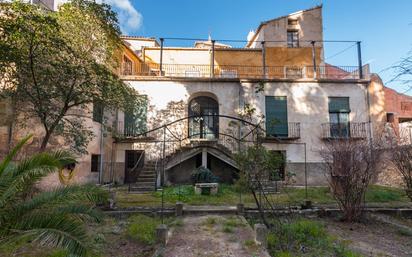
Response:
163,215,270,257
322,215,412,257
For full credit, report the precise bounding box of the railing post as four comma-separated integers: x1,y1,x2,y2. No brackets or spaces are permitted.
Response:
211,40,215,78
159,38,164,76
311,41,317,79
357,41,363,79
261,41,266,79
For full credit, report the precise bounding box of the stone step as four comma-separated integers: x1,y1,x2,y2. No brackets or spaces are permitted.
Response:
138,178,156,183
129,186,155,192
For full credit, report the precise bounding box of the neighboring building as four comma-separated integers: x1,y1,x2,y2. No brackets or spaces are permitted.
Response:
0,5,406,189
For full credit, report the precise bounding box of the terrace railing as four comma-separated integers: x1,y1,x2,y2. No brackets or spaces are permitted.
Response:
122,63,364,80
321,122,368,139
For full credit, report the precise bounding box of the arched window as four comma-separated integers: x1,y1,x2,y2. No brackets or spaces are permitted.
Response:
188,96,219,139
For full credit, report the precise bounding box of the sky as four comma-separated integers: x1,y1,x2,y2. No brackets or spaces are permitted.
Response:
106,0,412,93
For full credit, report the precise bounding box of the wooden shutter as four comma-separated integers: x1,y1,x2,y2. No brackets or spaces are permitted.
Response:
265,96,288,137
124,95,148,136
328,97,350,113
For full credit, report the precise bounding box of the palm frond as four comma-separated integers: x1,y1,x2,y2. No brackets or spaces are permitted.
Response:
9,184,107,220
0,151,75,208
7,212,89,257
0,134,32,176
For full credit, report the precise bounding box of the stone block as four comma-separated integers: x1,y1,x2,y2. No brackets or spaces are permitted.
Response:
156,224,168,245
254,223,268,248
175,202,183,216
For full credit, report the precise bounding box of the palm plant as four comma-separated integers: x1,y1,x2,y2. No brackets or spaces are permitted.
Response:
0,135,108,256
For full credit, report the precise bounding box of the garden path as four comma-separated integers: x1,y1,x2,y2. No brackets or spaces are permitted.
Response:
163,214,270,257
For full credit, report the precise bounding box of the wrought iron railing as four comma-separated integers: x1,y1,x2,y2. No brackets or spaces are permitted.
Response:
121,63,364,80
265,122,300,139
321,122,368,139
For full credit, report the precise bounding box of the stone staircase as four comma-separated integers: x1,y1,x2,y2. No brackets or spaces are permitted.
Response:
129,161,157,193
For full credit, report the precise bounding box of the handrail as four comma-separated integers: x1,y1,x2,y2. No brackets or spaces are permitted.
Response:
128,151,145,192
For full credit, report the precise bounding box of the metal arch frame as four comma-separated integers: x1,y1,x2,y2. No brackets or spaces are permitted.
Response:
118,114,265,140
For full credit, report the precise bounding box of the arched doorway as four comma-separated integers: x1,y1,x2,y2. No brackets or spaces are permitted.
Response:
188,96,219,139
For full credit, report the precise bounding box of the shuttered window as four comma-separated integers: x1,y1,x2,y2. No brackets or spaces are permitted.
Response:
93,100,103,123
124,95,148,136
328,97,350,137
328,97,350,113
265,96,288,137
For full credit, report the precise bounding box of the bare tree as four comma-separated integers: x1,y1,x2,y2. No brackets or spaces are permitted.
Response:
320,139,383,222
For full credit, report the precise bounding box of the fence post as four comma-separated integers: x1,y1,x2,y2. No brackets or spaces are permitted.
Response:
357,41,363,79
261,41,266,79
311,41,317,79
159,38,164,76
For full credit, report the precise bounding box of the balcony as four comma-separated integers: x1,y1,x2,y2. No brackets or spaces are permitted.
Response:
265,122,301,140
321,122,368,139
122,63,364,80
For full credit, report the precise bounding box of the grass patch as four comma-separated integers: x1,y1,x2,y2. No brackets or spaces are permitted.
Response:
126,214,175,245
222,225,234,233
114,184,410,208
203,216,217,226
397,228,412,237
267,219,361,257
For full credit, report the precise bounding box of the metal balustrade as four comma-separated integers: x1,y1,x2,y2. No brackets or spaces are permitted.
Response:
321,122,368,139
121,63,364,80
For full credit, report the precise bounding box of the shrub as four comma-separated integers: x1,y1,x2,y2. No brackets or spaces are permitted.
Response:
267,219,359,257
191,166,219,184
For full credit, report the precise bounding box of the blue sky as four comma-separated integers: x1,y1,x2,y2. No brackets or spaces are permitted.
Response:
115,0,412,92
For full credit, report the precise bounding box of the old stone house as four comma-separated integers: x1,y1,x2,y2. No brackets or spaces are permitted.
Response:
1,5,408,190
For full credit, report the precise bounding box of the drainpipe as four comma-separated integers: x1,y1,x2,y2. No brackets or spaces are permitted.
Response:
99,107,104,184
211,40,215,78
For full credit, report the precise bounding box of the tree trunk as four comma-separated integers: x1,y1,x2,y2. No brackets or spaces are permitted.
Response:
40,130,52,152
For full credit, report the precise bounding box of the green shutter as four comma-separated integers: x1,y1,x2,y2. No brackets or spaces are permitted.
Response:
329,97,350,113
124,95,147,136
265,96,288,137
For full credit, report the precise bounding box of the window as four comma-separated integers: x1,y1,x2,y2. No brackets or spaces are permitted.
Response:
124,95,148,136
92,100,103,123
265,96,288,137
269,151,286,180
122,55,133,75
287,30,299,48
328,97,350,138
91,154,101,173
386,113,395,123
288,19,298,25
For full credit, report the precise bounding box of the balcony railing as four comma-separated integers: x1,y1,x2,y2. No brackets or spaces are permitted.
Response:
122,63,364,80
265,122,300,140
321,122,368,139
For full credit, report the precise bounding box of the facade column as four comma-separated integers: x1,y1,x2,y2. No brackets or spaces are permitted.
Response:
201,148,207,168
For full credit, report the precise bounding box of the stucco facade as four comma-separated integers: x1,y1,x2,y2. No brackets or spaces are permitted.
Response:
1,4,402,189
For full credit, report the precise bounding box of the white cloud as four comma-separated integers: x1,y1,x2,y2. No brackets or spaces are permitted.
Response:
100,0,143,33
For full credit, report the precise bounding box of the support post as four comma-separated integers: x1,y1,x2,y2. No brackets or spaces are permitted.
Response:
162,125,166,186
311,41,317,79
159,38,164,76
357,41,363,79
261,41,266,79
201,148,207,168
211,40,215,78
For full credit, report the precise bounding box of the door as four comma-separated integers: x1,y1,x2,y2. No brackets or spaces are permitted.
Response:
124,150,144,183
189,96,219,139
